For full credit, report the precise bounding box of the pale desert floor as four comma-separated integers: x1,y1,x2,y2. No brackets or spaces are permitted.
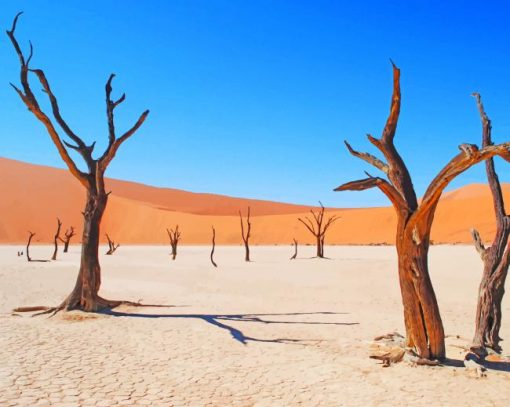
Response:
1,245,510,406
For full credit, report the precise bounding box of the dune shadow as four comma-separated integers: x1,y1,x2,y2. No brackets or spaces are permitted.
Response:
101,310,358,345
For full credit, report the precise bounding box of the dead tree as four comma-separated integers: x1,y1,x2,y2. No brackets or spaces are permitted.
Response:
25,231,49,263
239,207,251,262
7,13,149,312
290,238,298,260
105,234,119,255
167,226,181,260
211,226,218,267
26,231,35,262
298,202,339,258
51,218,62,260
469,94,510,357
59,226,76,253
335,63,510,361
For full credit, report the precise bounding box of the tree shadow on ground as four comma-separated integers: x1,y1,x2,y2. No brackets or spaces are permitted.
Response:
443,358,510,373
101,310,358,345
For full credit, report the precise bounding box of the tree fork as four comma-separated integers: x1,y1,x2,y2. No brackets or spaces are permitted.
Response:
335,62,510,361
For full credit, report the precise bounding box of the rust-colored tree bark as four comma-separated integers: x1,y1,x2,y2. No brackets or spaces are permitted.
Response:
51,218,62,261
211,226,218,267
298,202,338,258
105,234,119,255
167,226,181,260
8,13,149,312
469,94,510,357
59,226,76,253
290,238,298,260
239,207,251,262
335,63,510,361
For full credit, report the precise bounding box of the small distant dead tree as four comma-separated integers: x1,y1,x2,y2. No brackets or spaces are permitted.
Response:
59,226,76,253
26,231,49,263
51,218,62,260
298,202,339,258
239,207,251,261
290,238,298,260
167,225,181,260
469,94,510,358
8,13,149,312
210,226,218,267
105,234,119,255
335,63,510,361
26,231,35,262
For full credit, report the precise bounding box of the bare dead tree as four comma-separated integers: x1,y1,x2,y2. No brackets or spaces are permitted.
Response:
26,231,35,262
7,13,149,312
469,94,510,358
211,226,218,268
59,226,76,253
239,207,251,262
334,63,510,361
51,218,62,260
25,231,49,263
105,234,119,255
290,238,298,260
298,202,339,258
167,225,181,260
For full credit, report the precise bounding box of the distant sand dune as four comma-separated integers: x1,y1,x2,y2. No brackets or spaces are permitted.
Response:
0,156,504,244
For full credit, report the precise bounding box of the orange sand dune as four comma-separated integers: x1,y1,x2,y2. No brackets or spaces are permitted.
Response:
0,156,505,245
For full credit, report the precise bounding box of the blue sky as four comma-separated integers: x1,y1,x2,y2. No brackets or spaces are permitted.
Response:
1,1,510,207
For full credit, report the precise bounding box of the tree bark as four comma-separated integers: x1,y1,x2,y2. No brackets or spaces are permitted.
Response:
63,191,108,311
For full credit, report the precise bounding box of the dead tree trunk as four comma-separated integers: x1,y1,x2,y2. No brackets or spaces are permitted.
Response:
167,226,181,260
26,231,35,262
211,226,218,267
7,13,149,312
59,226,76,253
469,94,510,357
298,202,338,258
290,238,298,260
105,233,119,255
51,218,62,260
335,63,510,361
240,207,251,262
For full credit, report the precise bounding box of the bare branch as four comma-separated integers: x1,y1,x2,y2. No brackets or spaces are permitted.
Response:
418,143,510,219
381,62,401,143
6,14,90,188
297,216,316,235
471,228,487,260
472,92,506,219
344,140,389,174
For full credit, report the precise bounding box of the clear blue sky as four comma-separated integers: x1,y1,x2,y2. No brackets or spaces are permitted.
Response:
1,0,510,207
